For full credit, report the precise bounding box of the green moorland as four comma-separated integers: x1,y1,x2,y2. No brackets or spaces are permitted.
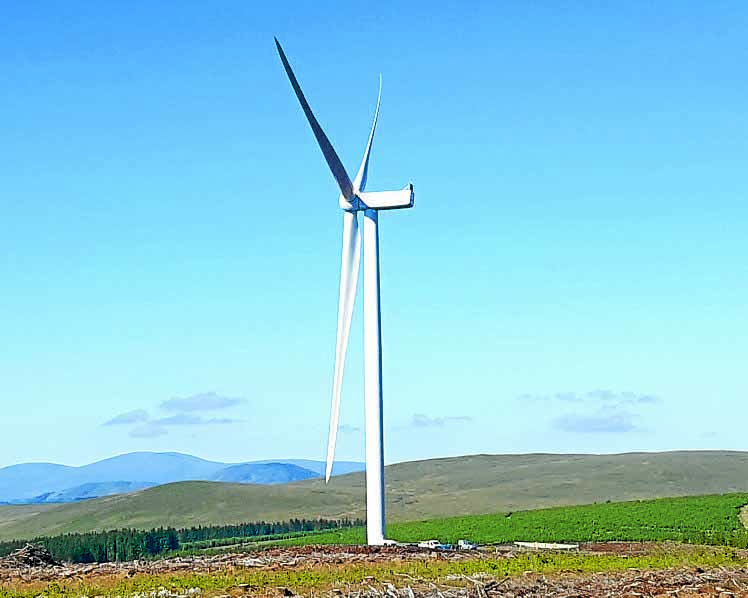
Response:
4,451,748,541
270,493,748,549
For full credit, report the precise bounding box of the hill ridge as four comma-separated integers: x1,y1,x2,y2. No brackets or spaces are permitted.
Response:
2,450,748,541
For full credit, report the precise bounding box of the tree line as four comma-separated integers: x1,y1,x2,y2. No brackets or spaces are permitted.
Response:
0,517,363,563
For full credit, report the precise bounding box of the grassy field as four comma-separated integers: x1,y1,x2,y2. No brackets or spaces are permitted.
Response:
1,546,747,598
0,504,57,528
4,451,748,541
266,493,748,549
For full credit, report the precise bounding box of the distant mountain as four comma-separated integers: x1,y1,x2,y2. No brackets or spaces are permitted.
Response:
211,463,319,484
0,463,79,501
0,453,225,502
28,481,157,504
81,453,226,484
0,452,364,504
255,459,367,477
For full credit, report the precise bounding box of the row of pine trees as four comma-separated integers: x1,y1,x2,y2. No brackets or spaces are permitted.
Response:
0,517,363,563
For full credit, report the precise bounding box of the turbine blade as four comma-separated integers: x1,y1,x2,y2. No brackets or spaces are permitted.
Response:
353,76,382,193
275,38,354,201
326,210,361,482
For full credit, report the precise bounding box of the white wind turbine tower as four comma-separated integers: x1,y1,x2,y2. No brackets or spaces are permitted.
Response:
275,39,414,546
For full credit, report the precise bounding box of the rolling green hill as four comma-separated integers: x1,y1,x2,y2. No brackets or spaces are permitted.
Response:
2,450,748,541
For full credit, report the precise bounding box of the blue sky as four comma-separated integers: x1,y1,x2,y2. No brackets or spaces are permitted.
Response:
1,1,746,467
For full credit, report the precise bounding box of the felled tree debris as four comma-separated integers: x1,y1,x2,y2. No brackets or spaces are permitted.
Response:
0,543,60,568
2,543,748,596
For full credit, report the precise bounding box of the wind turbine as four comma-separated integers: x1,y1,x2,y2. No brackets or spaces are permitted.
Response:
275,39,414,546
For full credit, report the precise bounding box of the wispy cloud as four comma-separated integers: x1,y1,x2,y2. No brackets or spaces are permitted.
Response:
587,390,660,405
154,414,204,426
339,424,362,434
129,423,168,438
410,414,473,429
152,414,242,426
519,389,661,436
160,392,245,412
518,390,660,406
553,412,637,434
103,409,149,426
104,391,245,439
204,417,242,425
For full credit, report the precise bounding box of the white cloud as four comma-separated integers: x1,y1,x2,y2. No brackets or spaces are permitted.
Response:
160,392,245,412
103,409,149,426
553,411,637,434
105,392,244,439
410,413,473,428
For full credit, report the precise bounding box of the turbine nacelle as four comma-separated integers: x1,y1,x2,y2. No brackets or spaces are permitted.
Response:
341,184,415,211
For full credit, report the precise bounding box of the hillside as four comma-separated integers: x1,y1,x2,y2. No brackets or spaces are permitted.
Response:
28,481,157,504
2,450,748,541
210,463,319,484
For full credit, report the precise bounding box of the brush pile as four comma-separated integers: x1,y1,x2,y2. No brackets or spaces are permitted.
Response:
0,543,59,568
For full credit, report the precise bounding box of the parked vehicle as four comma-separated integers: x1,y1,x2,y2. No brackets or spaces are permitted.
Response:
457,539,478,550
417,539,441,549
417,539,454,550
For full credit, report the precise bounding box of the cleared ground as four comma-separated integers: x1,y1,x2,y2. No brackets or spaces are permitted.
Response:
2,544,748,598
4,451,748,540
3,494,748,597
